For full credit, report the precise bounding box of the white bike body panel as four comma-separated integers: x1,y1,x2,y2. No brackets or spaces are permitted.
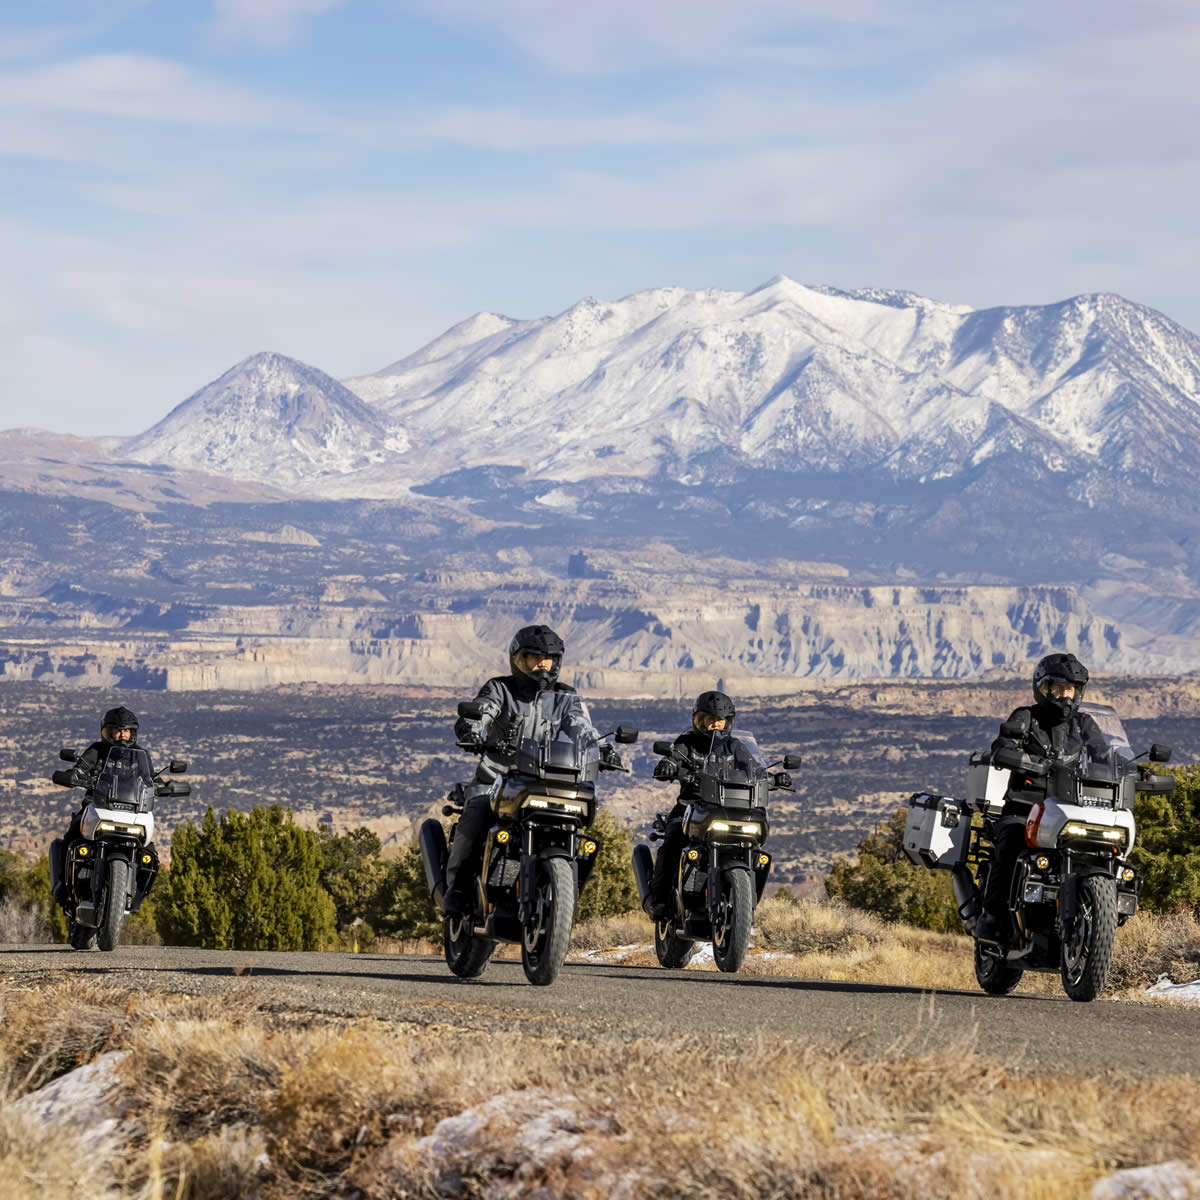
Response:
1028,799,1135,853
80,803,154,844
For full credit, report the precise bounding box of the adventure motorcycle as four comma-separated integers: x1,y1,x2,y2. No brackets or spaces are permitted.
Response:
904,701,1173,1001
632,731,801,973
50,745,190,950
420,700,638,986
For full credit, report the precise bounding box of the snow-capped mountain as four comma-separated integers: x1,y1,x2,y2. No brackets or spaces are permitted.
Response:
345,277,1200,487
124,352,409,485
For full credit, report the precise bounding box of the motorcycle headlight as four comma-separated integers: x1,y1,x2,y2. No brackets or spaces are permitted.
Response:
708,819,761,836
1059,821,1127,850
524,797,587,815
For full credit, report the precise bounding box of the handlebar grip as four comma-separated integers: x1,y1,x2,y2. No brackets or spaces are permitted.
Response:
442,805,463,817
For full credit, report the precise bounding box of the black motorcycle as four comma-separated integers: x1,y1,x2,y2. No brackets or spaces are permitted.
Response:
633,731,801,973
50,745,190,950
420,700,638,986
905,703,1173,1001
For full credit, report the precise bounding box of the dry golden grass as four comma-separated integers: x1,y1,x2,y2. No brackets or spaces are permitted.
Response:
1,976,1198,1199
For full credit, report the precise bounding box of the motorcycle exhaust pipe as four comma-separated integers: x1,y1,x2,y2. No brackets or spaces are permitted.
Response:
952,865,980,934
419,819,449,913
631,843,654,908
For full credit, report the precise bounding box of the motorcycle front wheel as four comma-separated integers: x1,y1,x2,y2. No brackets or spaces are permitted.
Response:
96,859,129,952
712,870,753,973
974,942,1023,995
655,919,697,969
1061,875,1118,1002
444,913,496,979
521,856,575,986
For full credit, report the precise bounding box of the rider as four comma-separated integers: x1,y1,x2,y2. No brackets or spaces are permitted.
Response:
974,653,1110,942
443,624,616,915
49,705,142,904
645,690,740,921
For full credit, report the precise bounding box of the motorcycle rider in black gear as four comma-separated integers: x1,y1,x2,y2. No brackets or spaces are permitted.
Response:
49,706,146,905
974,654,1111,943
443,625,613,916
645,690,738,921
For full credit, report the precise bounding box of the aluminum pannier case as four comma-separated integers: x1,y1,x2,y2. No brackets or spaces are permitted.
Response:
903,792,970,869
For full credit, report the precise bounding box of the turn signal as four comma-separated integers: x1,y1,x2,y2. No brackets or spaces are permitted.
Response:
686,849,700,862
581,840,597,856
496,830,511,844
141,854,153,864
1035,856,1050,870
758,854,770,867
78,846,89,856
1121,867,1136,882
1024,802,1045,849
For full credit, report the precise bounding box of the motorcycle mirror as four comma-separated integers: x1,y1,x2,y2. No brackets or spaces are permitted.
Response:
1149,743,1172,763
783,754,803,770
59,748,78,763
457,700,484,720
615,725,639,744
652,740,674,756
171,782,191,797
999,712,1031,740
169,759,189,773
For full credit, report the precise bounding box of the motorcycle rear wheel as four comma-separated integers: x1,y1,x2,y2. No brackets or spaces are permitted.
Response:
974,942,1023,995
68,918,97,951
712,870,753,973
655,919,698,968
1061,875,1117,1002
521,857,575,986
444,913,495,979
97,859,129,952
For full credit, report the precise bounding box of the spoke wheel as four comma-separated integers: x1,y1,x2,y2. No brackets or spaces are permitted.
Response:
655,918,698,968
712,871,753,973
68,918,97,951
1061,875,1117,1002
521,857,574,986
444,910,495,979
974,942,1023,995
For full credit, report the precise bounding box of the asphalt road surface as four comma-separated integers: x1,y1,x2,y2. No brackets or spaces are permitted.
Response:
3,945,1197,1078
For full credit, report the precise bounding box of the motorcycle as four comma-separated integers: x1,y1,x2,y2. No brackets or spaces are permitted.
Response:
904,701,1173,1001
632,731,801,973
420,699,638,986
50,745,190,950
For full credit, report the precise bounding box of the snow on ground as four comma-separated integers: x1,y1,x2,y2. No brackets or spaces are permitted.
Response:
1145,976,1200,1005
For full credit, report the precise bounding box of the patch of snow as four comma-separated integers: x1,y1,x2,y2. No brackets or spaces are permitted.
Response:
685,942,716,969
571,943,649,964
1145,975,1200,1004
1092,1161,1200,1199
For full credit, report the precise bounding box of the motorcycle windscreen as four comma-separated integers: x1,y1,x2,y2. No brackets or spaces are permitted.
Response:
700,732,768,808
1078,701,1135,761
93,745,156,812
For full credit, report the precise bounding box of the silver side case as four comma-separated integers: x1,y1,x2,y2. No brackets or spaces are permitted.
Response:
903,793,970,869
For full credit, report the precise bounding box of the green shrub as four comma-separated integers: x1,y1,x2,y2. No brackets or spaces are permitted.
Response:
156,805,336,951
1132,764,1200,916
577,809,641,923
825,809,960,932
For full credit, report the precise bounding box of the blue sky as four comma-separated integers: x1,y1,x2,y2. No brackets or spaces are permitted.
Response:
1,0,1197,434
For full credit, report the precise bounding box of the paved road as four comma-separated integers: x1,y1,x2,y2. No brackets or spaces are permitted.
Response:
2,945,1197,1078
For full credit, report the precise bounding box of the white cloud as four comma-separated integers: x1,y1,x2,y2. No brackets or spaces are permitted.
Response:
210,0,348,46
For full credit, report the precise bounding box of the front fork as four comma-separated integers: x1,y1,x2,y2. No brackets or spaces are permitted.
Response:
706,843,756,925
517,825,578,926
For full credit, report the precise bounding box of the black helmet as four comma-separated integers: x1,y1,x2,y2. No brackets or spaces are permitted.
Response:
1032,653,1088,722
693,690,736,729
101,705,139,745
509,625,565,689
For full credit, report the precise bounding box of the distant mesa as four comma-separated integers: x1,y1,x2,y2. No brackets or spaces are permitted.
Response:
243,524,321,547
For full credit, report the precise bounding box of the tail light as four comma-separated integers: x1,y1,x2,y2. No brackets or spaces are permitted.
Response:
1024,802,1045,849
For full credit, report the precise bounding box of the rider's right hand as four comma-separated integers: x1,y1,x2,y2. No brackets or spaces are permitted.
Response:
653,758,678,782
